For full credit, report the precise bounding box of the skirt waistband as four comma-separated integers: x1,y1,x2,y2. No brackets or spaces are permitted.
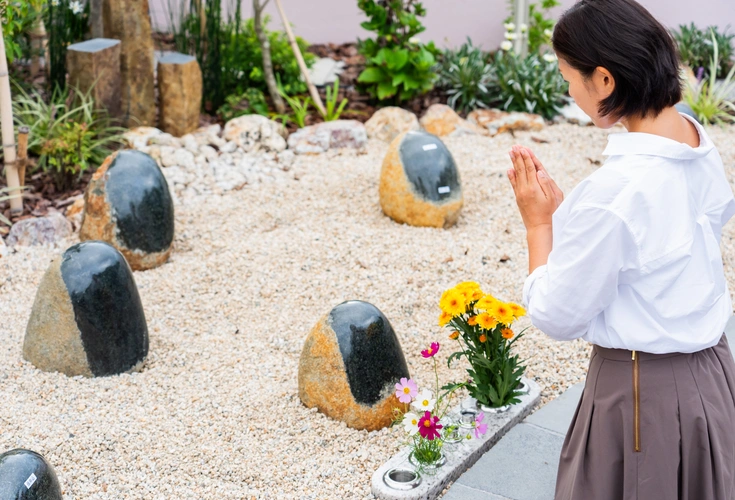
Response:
592,334,724,362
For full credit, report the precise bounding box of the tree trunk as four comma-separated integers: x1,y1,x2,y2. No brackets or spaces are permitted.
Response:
0,22,22,213
253,0,286,114
29,16,47,78
89,0,104,38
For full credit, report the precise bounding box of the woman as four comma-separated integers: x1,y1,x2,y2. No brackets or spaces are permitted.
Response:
507,0,735,498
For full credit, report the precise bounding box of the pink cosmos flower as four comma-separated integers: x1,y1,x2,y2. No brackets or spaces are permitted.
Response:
474,412,488,438
421,342,441,358
394,377,418,403
418,411,443,440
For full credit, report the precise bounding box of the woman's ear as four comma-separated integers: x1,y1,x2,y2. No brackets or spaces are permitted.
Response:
594,66,615,99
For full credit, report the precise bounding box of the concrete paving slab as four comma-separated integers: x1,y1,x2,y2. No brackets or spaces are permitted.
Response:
524,383,583,436
452,423,564,500
442,484,511,500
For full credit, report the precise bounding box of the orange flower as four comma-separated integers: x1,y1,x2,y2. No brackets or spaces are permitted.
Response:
501,328,514,339
467,315,478,326
439,311,453,327
479,334,487,342
449,331,459,340
476,312,498,330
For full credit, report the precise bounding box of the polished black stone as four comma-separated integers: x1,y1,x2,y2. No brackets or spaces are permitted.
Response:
60,241,149,377
0,449,62,500
675,102,699,123
328,301,410,406
398,131,461,203
106,150,174,253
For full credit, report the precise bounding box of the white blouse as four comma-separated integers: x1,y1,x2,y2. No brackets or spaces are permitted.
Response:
522,115,735,354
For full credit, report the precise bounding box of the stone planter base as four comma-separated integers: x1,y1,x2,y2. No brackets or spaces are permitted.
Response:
371,377,541,500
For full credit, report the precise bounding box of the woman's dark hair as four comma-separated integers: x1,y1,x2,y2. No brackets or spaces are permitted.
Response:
552,0,682,119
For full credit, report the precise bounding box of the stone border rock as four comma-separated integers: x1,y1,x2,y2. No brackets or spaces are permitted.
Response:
370,378,540,500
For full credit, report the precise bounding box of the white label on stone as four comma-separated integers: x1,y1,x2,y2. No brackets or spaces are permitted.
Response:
422,144,438,151
438,186,451,194
24,473,37,489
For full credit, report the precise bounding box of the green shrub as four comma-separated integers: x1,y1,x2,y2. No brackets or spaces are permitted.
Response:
12,84,125,190
217,88,270,122
356,0,439,102
684,32,735,126
436,38,494,113
1,0,44,63
171,0,314,113
486,51,568,120
45,0,90,91
674,23,734,79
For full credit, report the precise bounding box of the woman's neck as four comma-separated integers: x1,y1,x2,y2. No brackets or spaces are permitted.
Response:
619,106,700,148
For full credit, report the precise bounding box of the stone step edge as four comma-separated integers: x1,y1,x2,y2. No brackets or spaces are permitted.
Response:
370,377,541,500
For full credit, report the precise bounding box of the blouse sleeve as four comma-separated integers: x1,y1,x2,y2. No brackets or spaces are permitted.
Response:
521,205,641,341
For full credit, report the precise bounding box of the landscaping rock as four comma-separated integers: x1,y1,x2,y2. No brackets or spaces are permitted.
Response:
65,197,85,231
23,241,149,377
419,104,487,137
365,106,420,142
298,300,410,431
161,148,196,170
468,109,545,136
559,102,593,126
124,126,165,150
6,212,72,247
80,150,175,271
0,237,7,258
101,0,156,126
0,449,63,499
223,115,288,153
287,120,368,154
157,52,203,137
66,38,121,118
379,131,463,228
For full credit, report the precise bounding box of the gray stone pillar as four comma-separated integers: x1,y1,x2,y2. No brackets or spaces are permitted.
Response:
66,38,121,118
157,52,203,137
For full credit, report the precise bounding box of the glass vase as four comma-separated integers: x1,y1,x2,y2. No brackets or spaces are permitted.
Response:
408,450,446,476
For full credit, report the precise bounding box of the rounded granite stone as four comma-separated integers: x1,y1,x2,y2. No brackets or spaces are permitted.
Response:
0,449,63,500
80,150,175,271
379,131,463,228
23,241,149,377
298,300,410,431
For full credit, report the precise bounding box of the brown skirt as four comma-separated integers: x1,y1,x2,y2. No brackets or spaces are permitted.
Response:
555,334,735,500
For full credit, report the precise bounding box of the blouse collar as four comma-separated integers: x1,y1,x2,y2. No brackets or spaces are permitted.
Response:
602,113,714,160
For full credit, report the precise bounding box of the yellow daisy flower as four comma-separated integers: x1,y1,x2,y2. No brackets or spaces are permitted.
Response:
476,312,498,330
488,301,515,325
438,311,453,327
455,281,483,302
440,288,466,317
475,294,499,311
501,328,514,339
508,302,526,318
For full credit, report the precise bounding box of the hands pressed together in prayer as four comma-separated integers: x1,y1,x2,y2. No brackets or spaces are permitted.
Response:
506,145,564,273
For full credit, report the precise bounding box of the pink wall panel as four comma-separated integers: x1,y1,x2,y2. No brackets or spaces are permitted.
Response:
148,0,735,51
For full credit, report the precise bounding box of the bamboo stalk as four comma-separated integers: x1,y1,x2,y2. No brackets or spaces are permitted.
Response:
0,21,22,214
17,126,29,188
273,0,325,116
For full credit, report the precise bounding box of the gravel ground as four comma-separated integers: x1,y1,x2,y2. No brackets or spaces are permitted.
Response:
2,122,735,499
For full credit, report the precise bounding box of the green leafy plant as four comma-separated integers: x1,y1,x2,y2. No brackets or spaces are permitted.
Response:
217,88,270,122
321,79,348,121
504,0,559,54
45,0,90,91
674,23,734,80
436,38,494,113
684,31,735,126
277,93,311,128
486,51,568,120
170,0,315,113
356,0,440,102
1,0,43,62
12,84,125,190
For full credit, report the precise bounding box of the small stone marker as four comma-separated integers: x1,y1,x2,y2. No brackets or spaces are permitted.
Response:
298,300,410,431
157,52,203,137
379,131,463,228
0,449,63,500
102,0,156,126
66,38,122,118
365,107,420,143
80,150,175,271
23,241,149,377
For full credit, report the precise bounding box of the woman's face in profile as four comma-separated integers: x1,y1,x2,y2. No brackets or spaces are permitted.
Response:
558,57,618,129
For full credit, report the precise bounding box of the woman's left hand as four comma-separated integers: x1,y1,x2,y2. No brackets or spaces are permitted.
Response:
507,145,559,231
